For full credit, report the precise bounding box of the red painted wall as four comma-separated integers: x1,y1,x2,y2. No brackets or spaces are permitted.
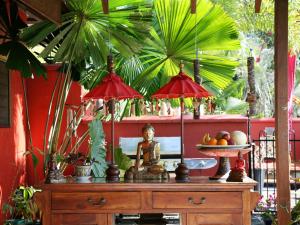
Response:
0,72,26,223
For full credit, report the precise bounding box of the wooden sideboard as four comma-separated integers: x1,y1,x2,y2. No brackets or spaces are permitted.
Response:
36,177,259,225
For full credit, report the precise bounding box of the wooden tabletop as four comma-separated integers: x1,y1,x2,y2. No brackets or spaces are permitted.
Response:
41,176,257,192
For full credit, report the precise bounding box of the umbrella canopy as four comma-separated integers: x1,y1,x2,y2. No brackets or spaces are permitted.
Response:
152,70,212,99
83,72,143,101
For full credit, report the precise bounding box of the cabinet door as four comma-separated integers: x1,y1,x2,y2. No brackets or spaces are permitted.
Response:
52,214,107,225
187,213,242,225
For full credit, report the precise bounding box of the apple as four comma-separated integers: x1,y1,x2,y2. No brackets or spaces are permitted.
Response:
216,131,229,140
222,133,231,141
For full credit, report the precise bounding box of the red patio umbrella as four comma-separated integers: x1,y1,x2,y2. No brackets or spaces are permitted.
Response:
152,63,212,181
83,55,143,181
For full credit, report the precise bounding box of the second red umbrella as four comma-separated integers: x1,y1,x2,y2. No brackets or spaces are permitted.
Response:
152,63,212,181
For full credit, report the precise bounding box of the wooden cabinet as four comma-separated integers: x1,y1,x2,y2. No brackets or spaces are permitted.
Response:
37,177,258,225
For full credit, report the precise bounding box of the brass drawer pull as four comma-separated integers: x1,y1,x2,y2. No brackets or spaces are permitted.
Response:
188,197,206,205
87,197,107,206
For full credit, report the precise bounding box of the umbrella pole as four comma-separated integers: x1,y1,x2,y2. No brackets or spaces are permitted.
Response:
175,97,189,182
111,100,115,163
180,98,184,163
106,99,120,181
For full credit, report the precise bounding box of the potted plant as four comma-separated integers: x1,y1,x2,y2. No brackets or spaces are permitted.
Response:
257,194,277,225
291,199,300,225
2,186,41,225
64,152,97,181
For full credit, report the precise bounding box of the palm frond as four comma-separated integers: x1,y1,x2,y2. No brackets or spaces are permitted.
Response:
129,0,240,98
20,0,153,67
0,41,46,78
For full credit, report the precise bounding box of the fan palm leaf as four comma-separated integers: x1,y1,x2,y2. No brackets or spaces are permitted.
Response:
21,0,152,66
0,41,46,78
131,0,240,98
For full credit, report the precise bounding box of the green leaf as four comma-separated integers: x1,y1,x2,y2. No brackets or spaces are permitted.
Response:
21,0,153,67
114,147,132,171
0,41,46,78
89,119,108,177
129,0,240,98
31,153,39,169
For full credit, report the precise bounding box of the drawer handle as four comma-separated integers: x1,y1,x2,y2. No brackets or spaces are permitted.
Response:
87,197,107,206
188,197,206,205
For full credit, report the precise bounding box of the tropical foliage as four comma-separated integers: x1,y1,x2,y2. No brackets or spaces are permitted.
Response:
21,0,152,68
88,119,107,177
130,0,240,98
0,0,46,77
212,0,300,117
2,186,41,222
79,0,240,100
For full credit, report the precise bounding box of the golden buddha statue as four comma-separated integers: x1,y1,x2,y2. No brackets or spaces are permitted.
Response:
125,124,169,180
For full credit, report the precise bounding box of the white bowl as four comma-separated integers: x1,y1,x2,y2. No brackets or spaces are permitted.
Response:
184,158,217,169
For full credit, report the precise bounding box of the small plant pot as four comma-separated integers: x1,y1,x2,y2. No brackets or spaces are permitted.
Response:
75,165,92,182
75,165,92,177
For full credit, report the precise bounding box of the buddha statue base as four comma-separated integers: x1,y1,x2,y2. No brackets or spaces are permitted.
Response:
125,166,169,181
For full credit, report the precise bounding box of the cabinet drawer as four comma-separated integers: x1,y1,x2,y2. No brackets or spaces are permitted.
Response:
187,213,242,225
153,192,242,209
52,192,141,210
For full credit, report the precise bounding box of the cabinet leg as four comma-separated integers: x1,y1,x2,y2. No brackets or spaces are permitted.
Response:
181,213,187,225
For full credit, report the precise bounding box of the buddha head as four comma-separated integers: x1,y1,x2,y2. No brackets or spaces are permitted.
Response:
142,124,155,141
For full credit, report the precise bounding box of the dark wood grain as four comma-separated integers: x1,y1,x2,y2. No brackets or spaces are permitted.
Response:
17,0,61,24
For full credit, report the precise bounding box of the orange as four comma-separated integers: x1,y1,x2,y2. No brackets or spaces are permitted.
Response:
208,138,218,145
217,138,228,145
